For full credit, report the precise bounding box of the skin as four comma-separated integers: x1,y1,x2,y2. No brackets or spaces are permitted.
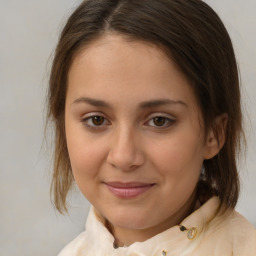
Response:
65,34,222,246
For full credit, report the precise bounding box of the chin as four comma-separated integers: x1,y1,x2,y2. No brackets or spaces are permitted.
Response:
105,208,154,230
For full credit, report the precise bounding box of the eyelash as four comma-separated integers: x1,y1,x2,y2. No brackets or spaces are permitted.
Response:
81,114,110,130
81,114,176,130
145,116,175,128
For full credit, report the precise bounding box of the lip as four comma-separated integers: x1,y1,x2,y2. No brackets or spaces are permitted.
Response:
104,181,155,199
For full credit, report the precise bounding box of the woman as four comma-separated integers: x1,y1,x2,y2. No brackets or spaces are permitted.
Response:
47,0,256,255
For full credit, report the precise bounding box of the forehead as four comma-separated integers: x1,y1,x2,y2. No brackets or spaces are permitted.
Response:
67,34,198,110
69,34,172,82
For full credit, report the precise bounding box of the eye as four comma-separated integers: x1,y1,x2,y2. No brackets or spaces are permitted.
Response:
152,117,167,126
81,115,110,129
146,116,175,128
90,116,105,126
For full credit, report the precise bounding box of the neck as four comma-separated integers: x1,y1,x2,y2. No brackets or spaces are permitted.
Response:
110,192,197,247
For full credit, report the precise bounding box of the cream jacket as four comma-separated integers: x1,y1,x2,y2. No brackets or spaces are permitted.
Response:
58,197,256,256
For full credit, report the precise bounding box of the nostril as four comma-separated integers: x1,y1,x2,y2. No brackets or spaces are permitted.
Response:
106,148,145,171
106,132,145,170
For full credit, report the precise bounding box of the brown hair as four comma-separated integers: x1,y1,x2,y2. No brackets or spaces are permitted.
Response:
48,0,244,213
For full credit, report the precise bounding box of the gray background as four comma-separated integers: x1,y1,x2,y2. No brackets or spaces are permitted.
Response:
0,1,255,255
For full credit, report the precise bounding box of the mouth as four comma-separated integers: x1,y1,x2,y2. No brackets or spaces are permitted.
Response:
103,181,155,199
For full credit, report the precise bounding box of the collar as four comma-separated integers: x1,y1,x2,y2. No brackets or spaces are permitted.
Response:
85,197,221,255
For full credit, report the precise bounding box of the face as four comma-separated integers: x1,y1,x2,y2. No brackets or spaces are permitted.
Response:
65,34,213,244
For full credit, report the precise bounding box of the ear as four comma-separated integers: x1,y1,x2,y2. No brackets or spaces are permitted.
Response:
203,113,228,160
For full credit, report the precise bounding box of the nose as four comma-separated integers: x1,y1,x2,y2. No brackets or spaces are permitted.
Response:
106,126,145,171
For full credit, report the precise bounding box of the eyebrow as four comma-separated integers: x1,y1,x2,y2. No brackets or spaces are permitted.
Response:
139,99,187,108
73,97,111,108
72,97,187,109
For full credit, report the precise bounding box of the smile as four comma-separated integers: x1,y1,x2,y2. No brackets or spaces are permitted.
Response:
104,182,155,199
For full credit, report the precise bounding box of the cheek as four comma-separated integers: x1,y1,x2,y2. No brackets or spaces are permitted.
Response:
67,138,107,201
69,141,103,173
148,132,204,178
65,123,106,184
156,135,203,204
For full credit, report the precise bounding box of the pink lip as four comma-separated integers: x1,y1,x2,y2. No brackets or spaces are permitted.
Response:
104,182,155,199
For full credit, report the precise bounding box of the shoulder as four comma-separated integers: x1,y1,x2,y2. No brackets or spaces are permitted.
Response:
227,210,256,254
206,208,256,255
57,207,114,256
189,197,256,255
57,231,89,256
220,209,256,239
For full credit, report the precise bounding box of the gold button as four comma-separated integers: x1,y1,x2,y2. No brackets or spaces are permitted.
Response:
187,227,197,240
162,250,167,256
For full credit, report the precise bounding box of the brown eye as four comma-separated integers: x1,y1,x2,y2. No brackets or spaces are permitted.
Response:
91,116,105,126
146,115,175,128
81,115,110,129
153,117,167,126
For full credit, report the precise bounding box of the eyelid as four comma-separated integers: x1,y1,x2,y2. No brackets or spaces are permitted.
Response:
80,112,176,130
146,112,176,121
144,113,176,128
81,111,106,119
81,112,111,129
